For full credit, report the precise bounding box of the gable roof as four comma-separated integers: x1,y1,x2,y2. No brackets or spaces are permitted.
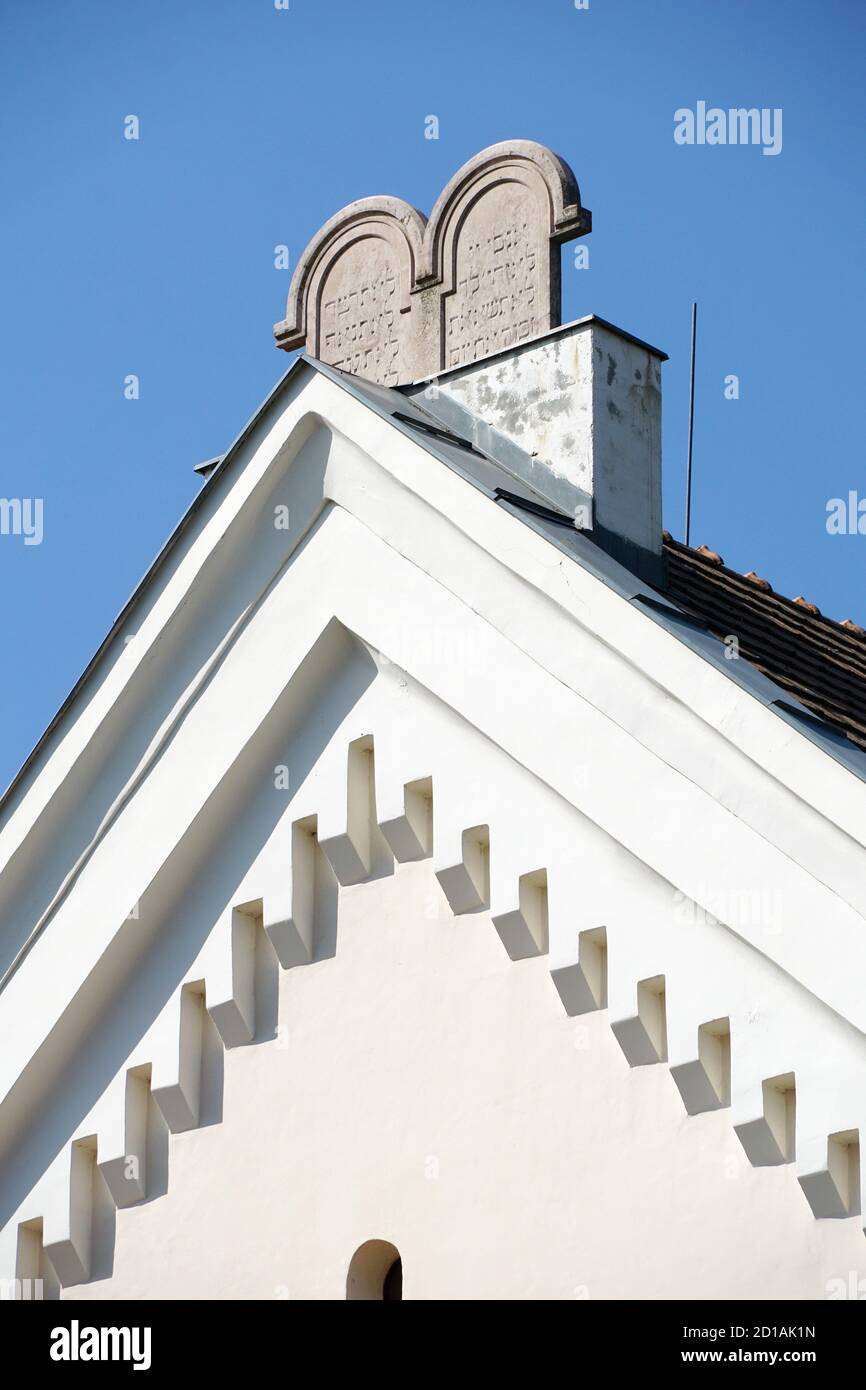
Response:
663,535,866,754
324,361,866,783
4,340,866,1274
4,352,866,837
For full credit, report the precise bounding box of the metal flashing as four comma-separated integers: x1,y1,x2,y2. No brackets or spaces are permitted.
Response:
3,350,864,824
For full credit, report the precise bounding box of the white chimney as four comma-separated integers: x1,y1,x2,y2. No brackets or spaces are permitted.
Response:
272,139,665,578
405,315,666,578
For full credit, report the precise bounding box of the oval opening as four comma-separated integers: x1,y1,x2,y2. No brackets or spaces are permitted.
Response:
346,1240,402,1301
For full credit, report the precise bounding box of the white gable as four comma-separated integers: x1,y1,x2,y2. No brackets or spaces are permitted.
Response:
2,358,865,1298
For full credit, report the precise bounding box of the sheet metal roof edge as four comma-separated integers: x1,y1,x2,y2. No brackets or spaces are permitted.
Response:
305,356,581,514
494,500,866,786
0,349,526,820
0,355,310,821
2,350,862,827
401,375,593,518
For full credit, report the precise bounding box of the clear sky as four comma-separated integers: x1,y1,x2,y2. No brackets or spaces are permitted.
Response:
1,0,864,795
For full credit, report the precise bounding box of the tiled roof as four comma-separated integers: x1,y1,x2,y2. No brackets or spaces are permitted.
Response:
662,534,866,753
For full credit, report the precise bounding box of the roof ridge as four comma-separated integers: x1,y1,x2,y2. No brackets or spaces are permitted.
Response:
662,533,865,640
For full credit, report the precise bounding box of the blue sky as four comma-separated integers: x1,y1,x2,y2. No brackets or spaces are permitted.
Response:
1,0,864,795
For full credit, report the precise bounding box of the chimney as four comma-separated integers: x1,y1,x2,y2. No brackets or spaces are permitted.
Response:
275,140,666,578
405,316,666,578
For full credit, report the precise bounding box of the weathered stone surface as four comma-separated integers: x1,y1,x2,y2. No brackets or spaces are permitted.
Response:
273,197,426,386
275,141,591,385
440,185,542,367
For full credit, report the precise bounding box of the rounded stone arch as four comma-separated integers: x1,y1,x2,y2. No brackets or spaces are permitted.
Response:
418,139,591,287
415,141,592,373
273,197,427,385
346,1239,403,1301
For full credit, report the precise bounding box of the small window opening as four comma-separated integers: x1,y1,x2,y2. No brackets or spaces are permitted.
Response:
346,1239,403,1300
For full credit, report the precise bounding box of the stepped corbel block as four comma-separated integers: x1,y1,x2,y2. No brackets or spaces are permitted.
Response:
611,974,668,1066
318,736,374,885
550,927,608,1016
734,1073,796,1166
207,906,258,1045
2,1219,37,1293
798,1129,861,1220
97,1069,149,1207
41,1140,95,1287
435,824,490,914
150,984,205,1132
8,1220,43,1298
379,776,433,862
670,1017,731,1115
492,868,549,961
6,721,866,1299
263,818,318,969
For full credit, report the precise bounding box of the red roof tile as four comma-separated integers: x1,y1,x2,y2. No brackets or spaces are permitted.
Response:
662,535,866,753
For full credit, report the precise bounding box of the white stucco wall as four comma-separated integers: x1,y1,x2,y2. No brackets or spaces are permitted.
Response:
63,856,866,1302
2,360,866,1302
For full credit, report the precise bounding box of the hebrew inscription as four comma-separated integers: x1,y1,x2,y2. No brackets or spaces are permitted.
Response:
443,188,542,368
274,141,591,385
318,243,403,385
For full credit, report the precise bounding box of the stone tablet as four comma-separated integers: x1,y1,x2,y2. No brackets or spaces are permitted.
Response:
274,141,591,386
441,192,543,367
273,197,426,386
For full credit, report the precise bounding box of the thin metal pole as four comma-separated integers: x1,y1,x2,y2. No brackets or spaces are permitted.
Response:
684,301,697,547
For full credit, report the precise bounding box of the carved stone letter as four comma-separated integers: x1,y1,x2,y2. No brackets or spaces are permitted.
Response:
274,142,591,386
274,198,426,386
